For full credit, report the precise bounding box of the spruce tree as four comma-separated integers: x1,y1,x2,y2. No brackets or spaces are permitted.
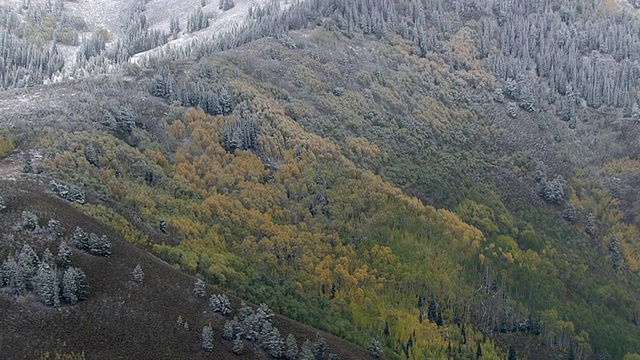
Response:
193,278,206,297
201,323,214,352
232,335,244,355
299,340,315,360
284,333,299,360
58,241,72,268
369,338,382,358
73,226,89,250
132,264,144,283
62,267,79,304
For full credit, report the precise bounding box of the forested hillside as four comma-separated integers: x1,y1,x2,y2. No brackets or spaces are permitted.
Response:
1,0,640,359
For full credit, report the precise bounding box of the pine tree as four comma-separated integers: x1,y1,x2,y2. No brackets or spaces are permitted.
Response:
369,338,382,358
35,262,60,306
284,333,298,360
209,293,231,315
58,241,72,268
476,342,482,359
508,344,517,360
132,264,144,283
21,211,39,231
610,233,623,271
176,315,184,327
0,195,6,211
85,141,100,168
232,335,244,355
313,336,328,359
193,278,206,297
22,153,32,173
202,323,214,352
261,324,284,358
299,340,315,360
47,219,62,238
74,267,88,301
223,318,242,340
62,267,79,304
73,226,89,250
41,248,55,266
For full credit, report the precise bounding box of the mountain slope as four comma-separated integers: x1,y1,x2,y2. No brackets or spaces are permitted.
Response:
1,0,640,359
0,176,374,359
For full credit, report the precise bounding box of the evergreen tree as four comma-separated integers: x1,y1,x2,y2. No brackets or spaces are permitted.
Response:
22,153,32,173
176,315,184,327
85,141,100,168
261,323,284,358
476,342,482,359
21,211,39,231
74,267,88,301
35,262,60,306
41,248,55,265
610,233,623,271
209,293,231,315
183,321,190,331
232,335,244,355
132,264,144,283
201,323,214,352
285,333,299,360
62,266,79,304
369,338,382,358
0,195,6,211
47,219,62,238
193,278,206,297
219,0,234,11
299,340,315,360
73,226,89,250
508,344,517,360
58,241,72,268
313,336,328,360
223,318,242,340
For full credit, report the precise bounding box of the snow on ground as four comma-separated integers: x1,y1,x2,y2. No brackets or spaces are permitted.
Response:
130,0,294,63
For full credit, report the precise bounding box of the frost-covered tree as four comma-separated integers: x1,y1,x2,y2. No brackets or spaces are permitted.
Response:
73,226,89,250
62,266,79,304
58,241,72,268
261,324,284,358
369,338,382,358
202,323,214,352
176,315,184,327
232,335,244,355
132,264,144,283
47,219,62,238
219,0,234,11
41,248,55,266
299,339,315,360
610,233,623,271
0,196,6,211
35,262,60,306
193,278,206,297
284,333,299,360
86,233,112,256
85,141,101,168
209,293,231,315
223,318,242,340
21,211,39,231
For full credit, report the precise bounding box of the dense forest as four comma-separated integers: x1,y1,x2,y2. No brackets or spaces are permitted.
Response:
2,0,640,359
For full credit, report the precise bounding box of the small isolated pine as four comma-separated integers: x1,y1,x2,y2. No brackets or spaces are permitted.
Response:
176,315,184,327
193,278,206,297
183,321,190,331
132,264,144,284
0,195,5,211
202,323,214,352
369,338,382,358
